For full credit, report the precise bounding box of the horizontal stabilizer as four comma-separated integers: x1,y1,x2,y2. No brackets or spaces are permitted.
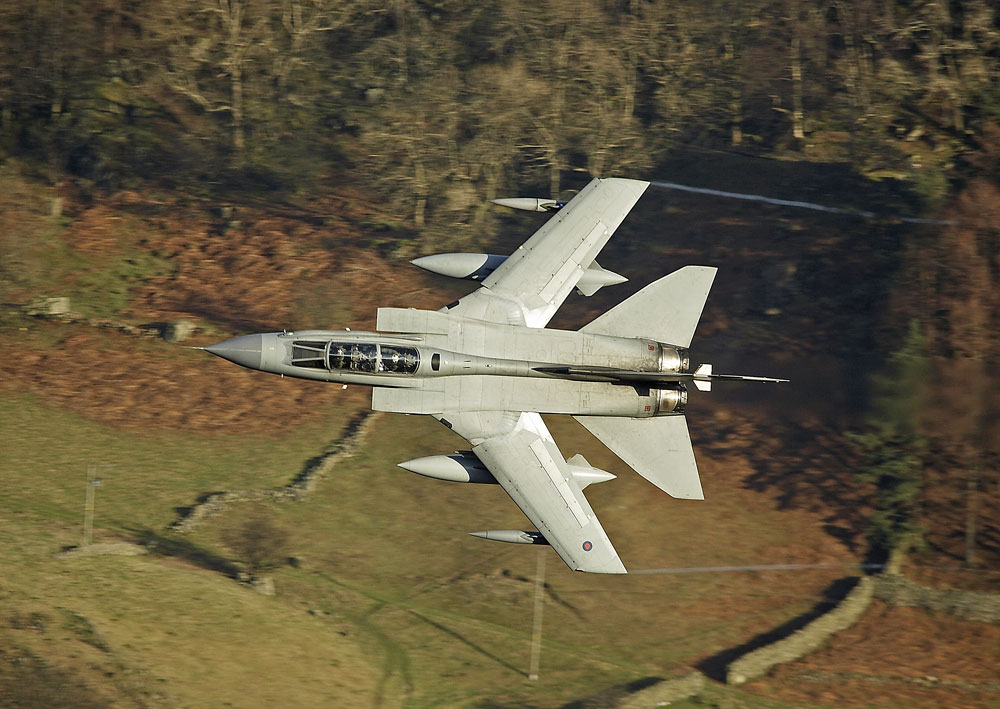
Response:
573,415,703,500
581,265,717,347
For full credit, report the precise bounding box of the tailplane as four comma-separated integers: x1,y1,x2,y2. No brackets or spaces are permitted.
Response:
573,415,703,499
572,266,788,500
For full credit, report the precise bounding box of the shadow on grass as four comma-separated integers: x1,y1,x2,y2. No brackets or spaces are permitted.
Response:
695,576,859,681
560,676,663,709
695,415,871,554
407,610,527,678
129,528,241,578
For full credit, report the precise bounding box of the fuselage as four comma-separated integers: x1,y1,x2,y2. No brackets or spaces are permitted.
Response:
205,317,692,418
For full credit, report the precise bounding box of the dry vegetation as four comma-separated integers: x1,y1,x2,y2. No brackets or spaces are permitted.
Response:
749,601,1000,708
1,159,996,706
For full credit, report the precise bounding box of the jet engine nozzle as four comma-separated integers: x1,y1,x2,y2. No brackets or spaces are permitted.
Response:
658,345,690,373
652,385,688,415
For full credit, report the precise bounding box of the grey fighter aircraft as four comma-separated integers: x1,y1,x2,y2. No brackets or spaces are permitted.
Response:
203,178,786,574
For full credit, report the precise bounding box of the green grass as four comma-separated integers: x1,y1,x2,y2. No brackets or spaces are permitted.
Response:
70,244,174,319
0,167,172,319
184,412,844,706
0,392,352,538
2,392,851,708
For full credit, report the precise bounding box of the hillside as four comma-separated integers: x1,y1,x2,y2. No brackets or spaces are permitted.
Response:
2,156,997,708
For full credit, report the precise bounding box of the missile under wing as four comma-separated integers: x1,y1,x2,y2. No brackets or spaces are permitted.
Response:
376,178,716,573
204,177,786,574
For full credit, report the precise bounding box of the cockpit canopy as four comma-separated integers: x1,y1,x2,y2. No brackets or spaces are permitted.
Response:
291,341,419,374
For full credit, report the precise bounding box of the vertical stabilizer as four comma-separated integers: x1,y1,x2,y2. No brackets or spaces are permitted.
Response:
580,265,717,347
693,363,713,391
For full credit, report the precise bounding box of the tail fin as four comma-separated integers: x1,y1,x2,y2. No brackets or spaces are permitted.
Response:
580,265,717,347
573,415,703,499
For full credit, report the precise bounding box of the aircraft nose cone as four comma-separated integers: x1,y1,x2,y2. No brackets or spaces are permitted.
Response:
205,334,263,370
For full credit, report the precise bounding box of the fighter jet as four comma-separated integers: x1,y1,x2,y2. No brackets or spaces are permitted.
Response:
203,178,786,573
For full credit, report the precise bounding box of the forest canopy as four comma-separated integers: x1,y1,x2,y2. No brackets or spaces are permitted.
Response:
2,0,999,225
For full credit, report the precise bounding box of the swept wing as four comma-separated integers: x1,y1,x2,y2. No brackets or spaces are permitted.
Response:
450,411,626,573
445,178,649,327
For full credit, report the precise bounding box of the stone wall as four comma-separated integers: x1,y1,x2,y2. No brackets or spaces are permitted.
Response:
618,672,705,708
726,576,875,685
56,541,148,559
171,409,381,533
23,298,206,344
873,574,1000,623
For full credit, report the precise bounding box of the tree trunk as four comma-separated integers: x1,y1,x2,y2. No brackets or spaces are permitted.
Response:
730,90,743,147
232,66,245,153
964,476,978,566
791,35,805,139
724,37,742,146
414,160,426,227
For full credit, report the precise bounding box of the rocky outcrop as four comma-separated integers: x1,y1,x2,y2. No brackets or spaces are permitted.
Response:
163,319,196,343
25,296,72,316
252,576,275,596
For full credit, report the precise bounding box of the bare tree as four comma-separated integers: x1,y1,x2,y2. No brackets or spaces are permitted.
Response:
930,182,998,566
141,0,347,167
223,512,290,578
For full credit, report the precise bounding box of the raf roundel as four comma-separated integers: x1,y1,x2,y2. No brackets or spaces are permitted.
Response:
199,177,788,576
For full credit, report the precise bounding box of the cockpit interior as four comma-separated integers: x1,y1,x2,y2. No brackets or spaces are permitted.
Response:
291,341,420,374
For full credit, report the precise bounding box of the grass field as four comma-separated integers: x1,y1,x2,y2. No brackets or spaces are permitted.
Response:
1,388,857,707
0,393,380,708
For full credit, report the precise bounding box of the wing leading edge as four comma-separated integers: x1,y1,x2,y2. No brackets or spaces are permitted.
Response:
445,178,649,327
466,412,627,574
